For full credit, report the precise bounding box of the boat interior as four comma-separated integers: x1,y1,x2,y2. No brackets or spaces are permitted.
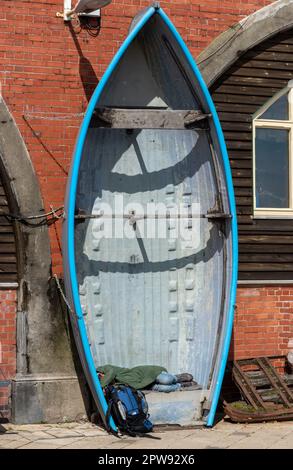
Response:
74,13,232,425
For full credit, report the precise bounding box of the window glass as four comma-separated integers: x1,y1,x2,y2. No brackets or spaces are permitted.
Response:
255,128,289,208
258,93,289,121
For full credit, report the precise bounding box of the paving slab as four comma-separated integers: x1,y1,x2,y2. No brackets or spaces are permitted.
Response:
61,437,132,450
1,420,293,449
57,422,87,429
17,442,63,450
1,438,31,449
0,432,23,442
4,424,54,432
17,430,55,440
45,429,86,439
18,437,84,449
75,429,109,437
268,433,293,449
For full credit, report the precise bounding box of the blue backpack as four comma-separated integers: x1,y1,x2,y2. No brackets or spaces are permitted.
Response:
105,384,153,436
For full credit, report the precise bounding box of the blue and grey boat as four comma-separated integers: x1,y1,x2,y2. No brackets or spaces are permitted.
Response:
62,3,238,432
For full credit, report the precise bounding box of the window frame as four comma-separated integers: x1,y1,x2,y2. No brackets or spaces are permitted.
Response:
253,85,293,218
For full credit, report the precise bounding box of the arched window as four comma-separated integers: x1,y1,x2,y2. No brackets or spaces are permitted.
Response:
253,82,293,217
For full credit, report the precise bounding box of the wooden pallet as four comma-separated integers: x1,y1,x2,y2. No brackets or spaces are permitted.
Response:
233,357,293,410
223,401,293,423
224,357,293,423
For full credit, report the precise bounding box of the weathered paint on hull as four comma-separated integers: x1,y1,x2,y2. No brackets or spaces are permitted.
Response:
62,4,238,431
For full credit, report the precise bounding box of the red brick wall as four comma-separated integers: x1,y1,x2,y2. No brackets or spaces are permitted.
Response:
223,285,293,401
2,0,292,419
232,286,293,360
0,290,17,420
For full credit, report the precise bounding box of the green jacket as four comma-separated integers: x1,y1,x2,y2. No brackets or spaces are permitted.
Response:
97,364,167,389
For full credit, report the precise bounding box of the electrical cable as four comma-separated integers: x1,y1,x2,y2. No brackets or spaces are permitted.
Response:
0,206,64,227
197,16,251,66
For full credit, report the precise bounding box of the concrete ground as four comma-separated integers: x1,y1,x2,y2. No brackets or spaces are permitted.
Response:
0,419,292,449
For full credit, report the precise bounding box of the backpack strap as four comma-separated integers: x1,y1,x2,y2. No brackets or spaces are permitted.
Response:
105,399,112,432
105,398,120,438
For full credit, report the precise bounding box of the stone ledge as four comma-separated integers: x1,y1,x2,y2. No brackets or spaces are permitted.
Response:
11,375,86,424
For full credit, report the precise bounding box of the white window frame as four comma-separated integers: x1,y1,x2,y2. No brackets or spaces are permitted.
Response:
253,84,293,218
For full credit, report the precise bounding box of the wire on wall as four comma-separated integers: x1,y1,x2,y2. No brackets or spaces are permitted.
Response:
0,206,64,227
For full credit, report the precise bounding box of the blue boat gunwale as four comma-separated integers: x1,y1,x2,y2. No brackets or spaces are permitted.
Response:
64,4,238,431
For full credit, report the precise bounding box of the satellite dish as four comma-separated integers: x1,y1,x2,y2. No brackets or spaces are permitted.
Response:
72,0,111,14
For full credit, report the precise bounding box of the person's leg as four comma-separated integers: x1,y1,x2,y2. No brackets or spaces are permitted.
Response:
152,383,181,393
175,373,193,383
155,372,177,385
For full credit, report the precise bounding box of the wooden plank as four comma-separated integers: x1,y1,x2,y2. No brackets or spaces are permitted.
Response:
240,244,293,253
215,84,280,97
0,216,16,226
239,253,293,263
236,196,252,206
0,254,17,263
0,207,11,215
227,141,252,150
0,225,15,233
246,219,293,229
259,36,293,47
241,60,293,73
236,206,253,215
237,215,253,225
0,234,16,243
235,188,253,197
231,66,293,80
239,271,293,281
0,243,16,253
235,187,253,196
277,38,293,46
233,362,265,410
223,73,288,86
0,263,17,273
0,273,17,282
232,169,252,178
225,130,252,140
221,122,252,132
214,102,258,114
239,224,293,231
254,42,293,53
232,178,252,187
239,235,293,244
228,150,252,159
257,357,293,405
239,263,293,272
0,197,8,206
230,154,252,160
212,93,264,106
92,108,210,129
218,112,252,123
245,50,293,63
230,160,252,169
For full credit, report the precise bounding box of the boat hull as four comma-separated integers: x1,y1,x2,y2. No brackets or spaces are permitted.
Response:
63,5,238,431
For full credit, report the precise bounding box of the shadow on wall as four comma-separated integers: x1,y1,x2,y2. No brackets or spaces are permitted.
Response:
229,329,235,362
68,23,100,103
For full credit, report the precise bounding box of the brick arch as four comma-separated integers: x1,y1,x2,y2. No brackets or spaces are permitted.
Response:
198,0,293,87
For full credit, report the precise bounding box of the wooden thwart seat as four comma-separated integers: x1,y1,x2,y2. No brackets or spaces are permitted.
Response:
92,107,211,130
